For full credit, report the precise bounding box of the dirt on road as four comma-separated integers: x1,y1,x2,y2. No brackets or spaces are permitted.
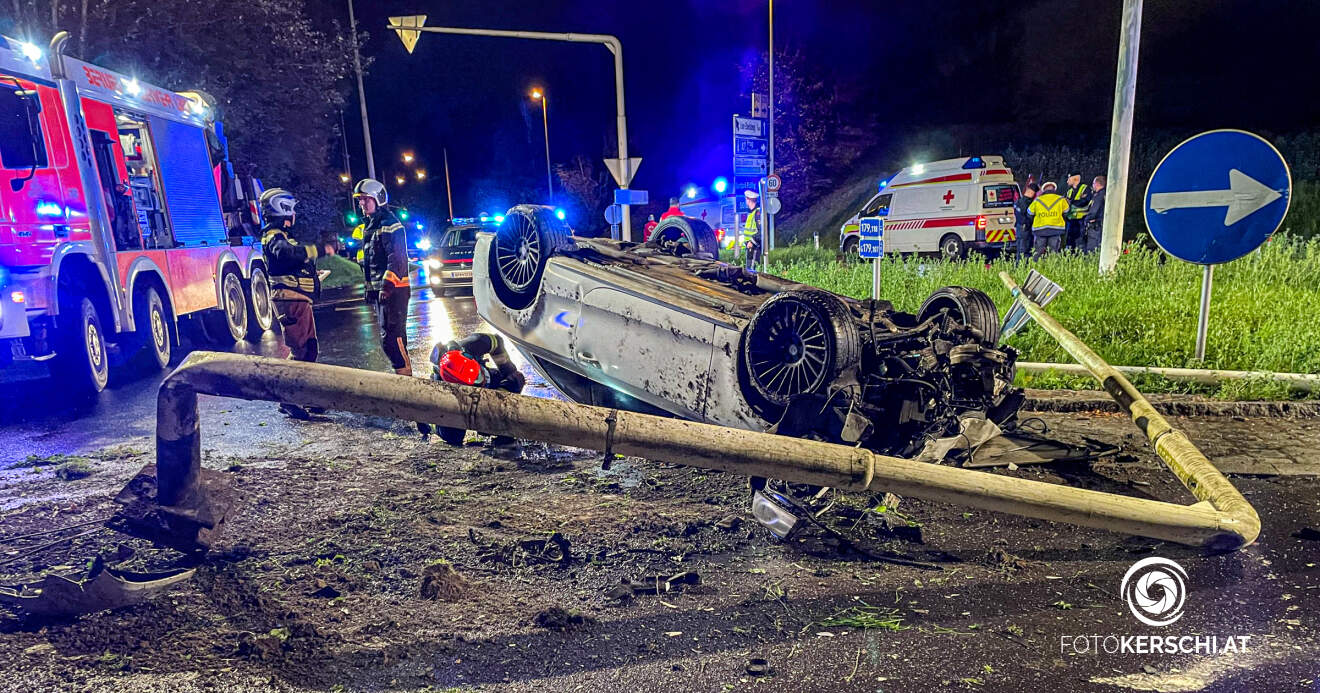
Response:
0,402,1318,692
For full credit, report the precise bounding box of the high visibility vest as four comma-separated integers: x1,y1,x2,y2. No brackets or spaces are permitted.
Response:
351,223,365,263
1065,185,1091,220
1028,193,1069,231
743,209,759,238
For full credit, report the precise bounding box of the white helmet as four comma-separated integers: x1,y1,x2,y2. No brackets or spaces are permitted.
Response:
353,178,388,205
744,189,760,199
259,187,298,218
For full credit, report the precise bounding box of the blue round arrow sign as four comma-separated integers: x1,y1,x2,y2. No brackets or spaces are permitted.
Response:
1144,130,1291,265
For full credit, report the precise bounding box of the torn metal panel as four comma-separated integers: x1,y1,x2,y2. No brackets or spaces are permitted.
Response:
0,557,195,618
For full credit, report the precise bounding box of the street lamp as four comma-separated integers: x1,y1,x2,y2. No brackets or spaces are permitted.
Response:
416,169,426,181
530,87,552,200
395,174,406,186
339,173,351,184
403,152,415,164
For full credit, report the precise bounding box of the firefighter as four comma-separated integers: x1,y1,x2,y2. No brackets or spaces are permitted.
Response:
1027,181,1070,256
259,187,335,420
743,188,762,268
429,333,527,446
1064,172,1092,249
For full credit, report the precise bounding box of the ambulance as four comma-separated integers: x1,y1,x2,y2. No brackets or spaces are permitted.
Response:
0,33,272,397
839,156,1020,259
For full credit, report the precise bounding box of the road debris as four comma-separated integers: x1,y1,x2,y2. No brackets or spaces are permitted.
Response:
418,561,468,601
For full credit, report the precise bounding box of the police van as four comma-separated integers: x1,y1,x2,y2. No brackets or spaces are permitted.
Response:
839,156,1020,259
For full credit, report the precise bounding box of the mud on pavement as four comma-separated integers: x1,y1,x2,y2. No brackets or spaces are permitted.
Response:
0,408,1318,692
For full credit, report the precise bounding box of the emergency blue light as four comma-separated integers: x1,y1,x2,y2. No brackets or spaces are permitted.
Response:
16,41,41,62
35,201,63,217
963,157,986,169
712,177,728,194
416,238,432,252
685,186,698,199
554,208,566,221
416,222,424,230
494,215,505,223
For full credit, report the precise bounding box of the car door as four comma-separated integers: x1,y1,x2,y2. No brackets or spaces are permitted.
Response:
573,287,716,420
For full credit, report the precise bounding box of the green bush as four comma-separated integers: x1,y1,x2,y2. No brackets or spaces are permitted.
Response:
766,238,1320,399
316,254,363,290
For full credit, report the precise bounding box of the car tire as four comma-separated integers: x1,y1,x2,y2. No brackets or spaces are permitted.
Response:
246,266,275,338
131,286,172,371
939,233,967,261
487,204,574,311
741,288,861,408
841,235,859,256
918,286,1000,346
55,295,110,395
203,269,248,344
650,216,720,259
437,426,467,445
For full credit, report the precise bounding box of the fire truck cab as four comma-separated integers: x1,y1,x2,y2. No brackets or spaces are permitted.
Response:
0,33,273,396
840,156,1020,260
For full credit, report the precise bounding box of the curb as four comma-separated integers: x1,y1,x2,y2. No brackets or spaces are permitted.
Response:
1023,389,1320,418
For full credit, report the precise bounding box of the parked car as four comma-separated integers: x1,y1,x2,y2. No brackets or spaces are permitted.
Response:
840,156,1020,260
473,205,1023,458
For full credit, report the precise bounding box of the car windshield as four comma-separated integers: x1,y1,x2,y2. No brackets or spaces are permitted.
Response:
444,226,479,246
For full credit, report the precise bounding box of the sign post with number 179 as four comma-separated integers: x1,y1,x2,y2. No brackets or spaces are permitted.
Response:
859,217,883,298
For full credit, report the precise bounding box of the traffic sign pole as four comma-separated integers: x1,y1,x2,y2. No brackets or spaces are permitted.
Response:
1195,265,1213,361
871,247,882,300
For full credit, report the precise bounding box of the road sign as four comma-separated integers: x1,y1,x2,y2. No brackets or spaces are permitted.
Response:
858,217,883,259
734,157,768,175
766,173,781,193
614,189,648,206
388,15,427,54
751,93,768,119
733,116,765,138
765,196,781,215
604,157,643,187
1144,129,1291,265
734,136,768,158
604,204,622,225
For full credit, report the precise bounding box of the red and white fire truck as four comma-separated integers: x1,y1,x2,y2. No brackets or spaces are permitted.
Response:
0,33,274,397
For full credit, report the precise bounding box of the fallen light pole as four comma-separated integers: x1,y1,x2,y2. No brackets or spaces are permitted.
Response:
126,293,1259,553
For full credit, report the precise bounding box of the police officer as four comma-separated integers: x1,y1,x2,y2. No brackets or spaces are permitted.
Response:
259,187,335,419
429,333,527,446
1027,181,1070,256
1014,183,1038,260
743,188,762,268
1064,172,1092,250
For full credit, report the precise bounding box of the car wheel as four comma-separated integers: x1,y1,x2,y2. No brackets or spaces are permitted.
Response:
842,235,859,256
918,286,1000,346
741,288,861,408
55,296,110,395
132,286,172,371
650,216,720,259
488,204,573,311
437,426,467,445
204,269,248,344
939,233,967,261
246,267,275,338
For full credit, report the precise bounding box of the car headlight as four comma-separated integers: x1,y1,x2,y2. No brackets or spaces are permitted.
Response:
425,259,441,270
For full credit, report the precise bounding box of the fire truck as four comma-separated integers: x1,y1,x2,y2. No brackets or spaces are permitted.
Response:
0,33,274,397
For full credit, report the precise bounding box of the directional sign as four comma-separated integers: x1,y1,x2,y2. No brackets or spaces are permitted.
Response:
733,116,765,138
858,217,883,259
1144,130,1291,265
734,136,768,158
614,189,648,206
734,157,768,175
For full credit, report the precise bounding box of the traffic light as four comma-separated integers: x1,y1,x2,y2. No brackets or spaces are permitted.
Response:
346,212,359,224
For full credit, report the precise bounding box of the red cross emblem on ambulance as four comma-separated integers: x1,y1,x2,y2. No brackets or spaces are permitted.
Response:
942,189,955,205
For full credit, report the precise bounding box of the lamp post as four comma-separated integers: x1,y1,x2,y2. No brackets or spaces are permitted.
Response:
530,88,553,200
346,0,376,179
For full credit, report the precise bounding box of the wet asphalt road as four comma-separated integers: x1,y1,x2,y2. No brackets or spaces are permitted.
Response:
0,287,554,464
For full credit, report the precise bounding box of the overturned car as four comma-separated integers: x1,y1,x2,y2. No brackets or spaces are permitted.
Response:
474,205,1024,458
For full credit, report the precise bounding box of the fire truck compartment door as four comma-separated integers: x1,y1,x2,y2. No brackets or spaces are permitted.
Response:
148,116,225,248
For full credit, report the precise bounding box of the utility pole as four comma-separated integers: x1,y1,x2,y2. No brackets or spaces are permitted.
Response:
765,0,775,267
1098,0,1143,274
443,147,455,220
348,0,377,180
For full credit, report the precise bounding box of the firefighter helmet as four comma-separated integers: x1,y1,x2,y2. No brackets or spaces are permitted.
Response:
259,187,298,218
437,350,483,386
353,178,388,205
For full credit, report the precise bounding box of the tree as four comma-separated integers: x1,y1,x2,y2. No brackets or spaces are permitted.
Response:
2,0,353,234
741,47,840,217
555,155,611,235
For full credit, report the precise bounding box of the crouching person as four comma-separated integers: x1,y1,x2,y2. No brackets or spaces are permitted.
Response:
429,333,526,446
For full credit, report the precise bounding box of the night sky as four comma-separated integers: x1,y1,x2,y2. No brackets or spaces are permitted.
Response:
321,0,1320,219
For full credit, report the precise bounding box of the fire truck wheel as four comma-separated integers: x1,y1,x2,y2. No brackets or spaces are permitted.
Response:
131,286,172,371
55,296,110,394
246,267,275,338
204,269,248,344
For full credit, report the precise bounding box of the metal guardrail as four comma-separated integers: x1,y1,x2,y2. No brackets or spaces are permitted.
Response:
128,325,1258,553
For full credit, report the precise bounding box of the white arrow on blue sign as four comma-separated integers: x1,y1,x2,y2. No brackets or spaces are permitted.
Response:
858,217,883,258
1144,129,1291,265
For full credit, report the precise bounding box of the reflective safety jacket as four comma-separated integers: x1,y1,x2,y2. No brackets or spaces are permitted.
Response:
350,223,366,263
261,225,320,301
362,209,409,293
1028,193,1070,235
1065,184,1093,220
743,208,760,238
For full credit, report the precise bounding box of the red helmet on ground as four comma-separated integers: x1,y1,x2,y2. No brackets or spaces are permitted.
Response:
438,350,482,386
